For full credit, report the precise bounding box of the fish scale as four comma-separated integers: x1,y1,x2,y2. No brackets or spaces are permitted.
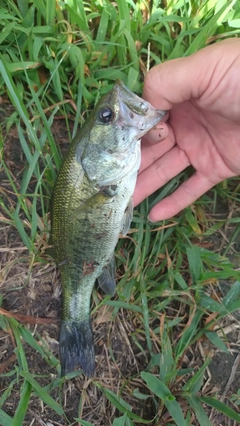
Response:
50,80,166,376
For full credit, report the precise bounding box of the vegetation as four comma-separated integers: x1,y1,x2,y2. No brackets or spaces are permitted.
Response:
0,0,240,425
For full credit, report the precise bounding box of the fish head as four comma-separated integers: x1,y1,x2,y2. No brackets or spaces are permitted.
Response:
81,80,167,185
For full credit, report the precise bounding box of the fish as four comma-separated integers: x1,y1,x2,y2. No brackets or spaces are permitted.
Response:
50,80,166,377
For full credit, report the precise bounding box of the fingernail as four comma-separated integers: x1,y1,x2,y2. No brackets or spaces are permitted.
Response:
147,214,157,223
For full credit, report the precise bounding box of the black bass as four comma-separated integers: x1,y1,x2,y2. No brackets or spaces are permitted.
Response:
51,80,166,376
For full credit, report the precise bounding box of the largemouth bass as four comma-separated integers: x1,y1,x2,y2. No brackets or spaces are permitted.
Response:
51,80,166,376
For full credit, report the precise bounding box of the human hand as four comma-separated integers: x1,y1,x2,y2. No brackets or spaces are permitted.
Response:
133,38,240,221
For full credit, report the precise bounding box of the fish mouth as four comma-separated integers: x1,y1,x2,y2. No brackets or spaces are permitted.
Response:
115,80,167,139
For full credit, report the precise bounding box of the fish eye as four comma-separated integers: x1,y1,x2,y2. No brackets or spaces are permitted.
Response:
97,107,114,124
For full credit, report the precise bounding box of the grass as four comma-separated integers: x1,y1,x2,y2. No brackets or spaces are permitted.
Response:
0,0,240,424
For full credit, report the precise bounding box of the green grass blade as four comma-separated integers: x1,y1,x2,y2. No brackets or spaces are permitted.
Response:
164,399,186,426
122,28,139,71
112,414,128,426
205,331,229,353
96,7,109,42
200,396,240,422
159,328,175,383
19,327,53,361
101,387,151,424
186,245,202,281
11,320,29,371
185,0,237,55
11,211,32,251
141,372,173,399
200,294,227,315
12,380,32,426
0,60,41,151
183,355,212,394
116,0,131,31
0,379,16,407
75,420,95,426
20,371,64,415
186,395,212,426
0,409,13,426
175,311,203,359
141,372,185,425
46,0,55,25
222,280,240,309
64,0,89,31
140,275,152,354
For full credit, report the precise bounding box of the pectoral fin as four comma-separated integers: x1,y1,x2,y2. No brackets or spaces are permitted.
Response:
72,191,111,219
72,186,118,219
121,198,133,236
97,257,116,296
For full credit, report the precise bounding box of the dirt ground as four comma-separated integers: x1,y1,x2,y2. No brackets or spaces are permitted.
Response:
0,118,240,425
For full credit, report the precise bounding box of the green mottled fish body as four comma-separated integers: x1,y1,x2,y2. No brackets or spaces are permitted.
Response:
50,81,166,376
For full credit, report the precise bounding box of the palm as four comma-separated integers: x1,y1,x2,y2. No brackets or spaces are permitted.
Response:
170,100,240,178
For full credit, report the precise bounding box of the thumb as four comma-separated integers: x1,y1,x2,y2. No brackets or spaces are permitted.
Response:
143,38,240,110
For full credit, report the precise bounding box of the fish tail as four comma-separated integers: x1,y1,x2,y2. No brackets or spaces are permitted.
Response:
59,318,95,377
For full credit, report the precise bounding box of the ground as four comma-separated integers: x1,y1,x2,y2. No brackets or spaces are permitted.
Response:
0,116,240,425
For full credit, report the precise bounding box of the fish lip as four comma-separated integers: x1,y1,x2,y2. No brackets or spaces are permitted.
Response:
115,80,150,115
114,80,167,136
117,98,166,137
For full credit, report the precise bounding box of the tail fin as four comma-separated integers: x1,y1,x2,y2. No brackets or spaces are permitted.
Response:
59,319,95,377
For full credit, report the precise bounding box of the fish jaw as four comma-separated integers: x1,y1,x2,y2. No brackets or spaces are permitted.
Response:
115,80,166,140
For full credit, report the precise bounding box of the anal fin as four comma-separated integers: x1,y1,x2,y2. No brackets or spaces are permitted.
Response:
97,257,116,296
